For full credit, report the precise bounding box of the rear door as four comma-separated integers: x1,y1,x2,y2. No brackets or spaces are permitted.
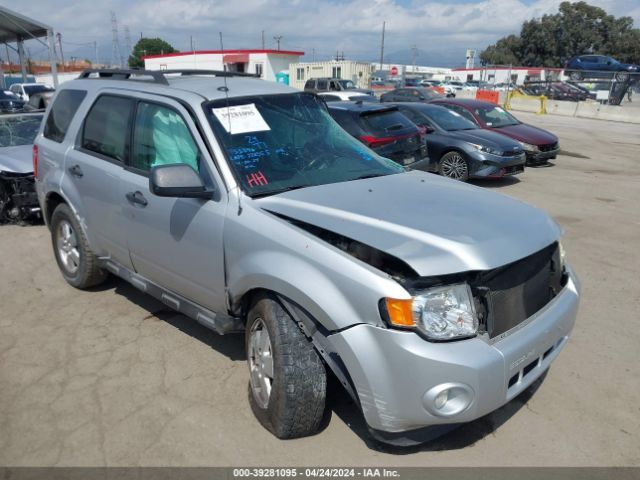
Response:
119,94,228,312
58,92,133,267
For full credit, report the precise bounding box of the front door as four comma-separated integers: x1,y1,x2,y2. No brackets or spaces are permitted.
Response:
119,95,228,312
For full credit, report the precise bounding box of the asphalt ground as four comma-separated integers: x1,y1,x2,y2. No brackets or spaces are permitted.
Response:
1,112,639,466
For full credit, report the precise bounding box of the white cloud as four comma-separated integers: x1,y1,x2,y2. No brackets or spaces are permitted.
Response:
13,0,640,66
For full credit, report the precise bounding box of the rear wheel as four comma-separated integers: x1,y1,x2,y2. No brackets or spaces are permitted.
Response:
439,151,470,181
246,294,326,439
50,203,107,289
569,71,583,81
615,71,630,82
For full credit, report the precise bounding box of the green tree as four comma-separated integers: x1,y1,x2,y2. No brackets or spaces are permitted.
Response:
128,37,177,68
480,1,640,67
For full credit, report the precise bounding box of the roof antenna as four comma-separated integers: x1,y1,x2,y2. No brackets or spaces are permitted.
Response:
219,31,242,215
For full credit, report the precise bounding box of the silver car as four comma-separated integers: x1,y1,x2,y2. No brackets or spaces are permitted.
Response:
35,69,580,445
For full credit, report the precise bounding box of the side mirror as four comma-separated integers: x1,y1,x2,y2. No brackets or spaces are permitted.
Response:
423,125,435,133
149,164,211,198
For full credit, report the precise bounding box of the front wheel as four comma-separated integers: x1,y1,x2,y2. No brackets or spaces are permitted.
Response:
439,151,470,181
246,294,326,439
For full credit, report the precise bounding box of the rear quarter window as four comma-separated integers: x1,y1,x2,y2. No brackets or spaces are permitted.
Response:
43,89,87,143
81,95,134,162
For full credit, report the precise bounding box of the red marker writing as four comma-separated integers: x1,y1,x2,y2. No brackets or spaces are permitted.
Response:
246,171,269,187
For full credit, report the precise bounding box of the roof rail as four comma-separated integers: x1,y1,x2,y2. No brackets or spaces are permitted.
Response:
78,68,261,85
161,69,260,78
78,68,170,85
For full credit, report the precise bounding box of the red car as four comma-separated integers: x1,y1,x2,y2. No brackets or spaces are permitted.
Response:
430,98,559,165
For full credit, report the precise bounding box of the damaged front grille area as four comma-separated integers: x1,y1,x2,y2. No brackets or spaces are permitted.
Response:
405,242,566,339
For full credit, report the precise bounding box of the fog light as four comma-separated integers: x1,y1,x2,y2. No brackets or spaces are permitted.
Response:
434,390,448,409
422,383,474,417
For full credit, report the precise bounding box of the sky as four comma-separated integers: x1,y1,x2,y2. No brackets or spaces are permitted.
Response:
9,0,640,68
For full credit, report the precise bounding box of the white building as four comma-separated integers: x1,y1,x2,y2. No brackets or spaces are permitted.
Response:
143,49,304,82
450,67,563,85
288,60,373,90
372,63,453,81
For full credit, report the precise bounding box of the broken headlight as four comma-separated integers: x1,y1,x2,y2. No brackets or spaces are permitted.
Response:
412,284,478,341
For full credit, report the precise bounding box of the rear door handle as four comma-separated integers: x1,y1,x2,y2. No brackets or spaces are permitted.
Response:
126,190,148,207
68,164,83,178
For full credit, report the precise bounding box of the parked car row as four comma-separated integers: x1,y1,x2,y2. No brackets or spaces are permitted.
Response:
324,86,559,175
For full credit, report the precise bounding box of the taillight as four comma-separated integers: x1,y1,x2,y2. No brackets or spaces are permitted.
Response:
32,144,38,178
359,135,399,148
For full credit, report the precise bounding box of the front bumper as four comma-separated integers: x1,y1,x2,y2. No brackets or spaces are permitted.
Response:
328,267,580,439
527,148,559,165
468,151,526,178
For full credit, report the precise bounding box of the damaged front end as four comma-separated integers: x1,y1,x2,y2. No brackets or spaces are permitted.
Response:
0,172,41,224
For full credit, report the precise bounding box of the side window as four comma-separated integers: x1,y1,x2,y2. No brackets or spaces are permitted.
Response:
131,102,200,173
304,79,314,89
81,95,133,162
43,89,87,143
317,79,328,90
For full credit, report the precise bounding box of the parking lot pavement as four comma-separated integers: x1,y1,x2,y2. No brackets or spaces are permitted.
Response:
1,112,639,467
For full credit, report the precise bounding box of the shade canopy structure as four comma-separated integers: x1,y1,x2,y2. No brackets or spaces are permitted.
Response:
0,6,58,87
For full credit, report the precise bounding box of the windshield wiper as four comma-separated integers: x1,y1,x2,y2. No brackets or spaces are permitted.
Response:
350,173,387,181
252,184,314,198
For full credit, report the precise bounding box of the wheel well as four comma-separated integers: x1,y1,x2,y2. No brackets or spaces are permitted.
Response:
234,288,271,321
45,192,66,226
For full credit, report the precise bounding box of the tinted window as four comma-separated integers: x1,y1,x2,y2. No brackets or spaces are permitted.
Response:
360,109,415,134
317,79,328,90
419,107,476,131
445,105,477,123
24,85,55,96
304,80,315,89
43,89,87,143
81,95,133,162
131,102,200,173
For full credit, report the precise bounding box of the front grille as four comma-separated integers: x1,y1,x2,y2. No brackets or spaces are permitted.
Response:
476,243,565,338
539,142,559,152
502,149,522,157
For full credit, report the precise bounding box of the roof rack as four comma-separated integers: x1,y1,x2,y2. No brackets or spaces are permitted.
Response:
78,68,260,85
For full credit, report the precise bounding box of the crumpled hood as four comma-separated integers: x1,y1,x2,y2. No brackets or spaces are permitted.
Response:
0,145,33,174
256,171,560,277
493,123,558,146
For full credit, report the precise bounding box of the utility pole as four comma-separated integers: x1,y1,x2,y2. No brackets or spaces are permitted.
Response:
190,35,194,51
273,35,282,50
379,21,386,71
312,48,315,62
110,11,123,67
94,41,99,66
56,32,65,71
411,44,418,74
124,25,132,67
261,30,265,49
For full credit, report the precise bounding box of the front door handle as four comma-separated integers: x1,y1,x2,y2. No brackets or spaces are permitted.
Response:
125,191,148,207
68,164,83,178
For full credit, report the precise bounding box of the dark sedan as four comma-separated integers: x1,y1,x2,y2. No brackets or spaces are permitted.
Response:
327,101,429,170
565,55,639,82
394,103,525,181
380,87,443,103
430,98,559,166
0,90,25,113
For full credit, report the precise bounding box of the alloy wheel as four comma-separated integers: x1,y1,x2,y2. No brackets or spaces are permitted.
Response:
248,318,274,409
56,220,80,274
441,153,469,180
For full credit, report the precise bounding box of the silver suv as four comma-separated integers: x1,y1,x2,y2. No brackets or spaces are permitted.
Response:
35,69,580,445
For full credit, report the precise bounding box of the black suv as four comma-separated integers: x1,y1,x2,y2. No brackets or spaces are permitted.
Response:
327,101,429,170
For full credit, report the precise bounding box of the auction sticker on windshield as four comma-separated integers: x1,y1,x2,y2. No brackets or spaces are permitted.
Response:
212,104,270,135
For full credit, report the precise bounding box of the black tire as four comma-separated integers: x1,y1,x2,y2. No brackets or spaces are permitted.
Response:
615,71,629,82
245,294,326,439
438,151,470,181
50,203,107,289
569,71,583,81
